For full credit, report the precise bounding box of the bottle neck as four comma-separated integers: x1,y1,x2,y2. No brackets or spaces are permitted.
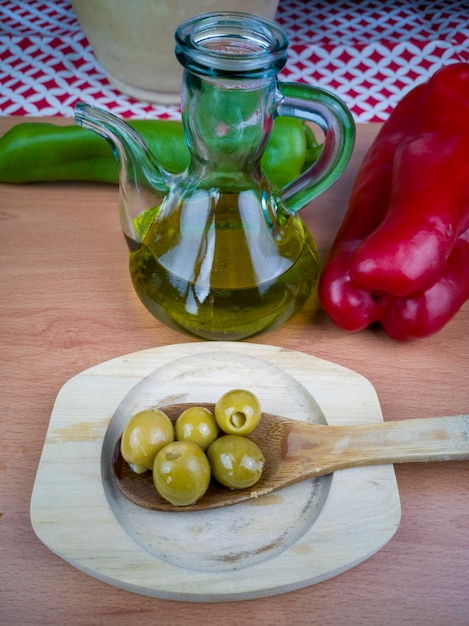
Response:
181,70,278,175
175,12,288,182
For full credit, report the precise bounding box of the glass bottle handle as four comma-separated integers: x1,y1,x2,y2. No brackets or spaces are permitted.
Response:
276,83,355,213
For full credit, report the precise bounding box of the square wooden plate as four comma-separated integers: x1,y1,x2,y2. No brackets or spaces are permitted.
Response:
30,342,400,601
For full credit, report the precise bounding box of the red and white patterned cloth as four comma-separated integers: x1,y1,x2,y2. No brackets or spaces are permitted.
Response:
0,0,468,122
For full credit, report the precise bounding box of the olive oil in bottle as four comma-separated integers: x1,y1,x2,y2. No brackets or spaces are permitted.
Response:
129,191,319,340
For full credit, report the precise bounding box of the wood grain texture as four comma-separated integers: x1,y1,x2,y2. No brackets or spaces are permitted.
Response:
29,343,400,600
115,408,469,512
2,118,469,625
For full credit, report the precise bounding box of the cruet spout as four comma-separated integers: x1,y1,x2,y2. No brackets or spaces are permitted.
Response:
74,102,171,246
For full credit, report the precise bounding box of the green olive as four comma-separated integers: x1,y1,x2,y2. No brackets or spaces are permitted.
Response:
153,441,211,506
214,389,262,436
174,406,219,451
120,409,174,472
207,435,265,489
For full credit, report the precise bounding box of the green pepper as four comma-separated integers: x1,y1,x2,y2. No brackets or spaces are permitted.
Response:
0,117,320,188
0,120,187,184
259,116,322,188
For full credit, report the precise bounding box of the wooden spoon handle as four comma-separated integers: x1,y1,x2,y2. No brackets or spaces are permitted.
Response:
289,415,469,477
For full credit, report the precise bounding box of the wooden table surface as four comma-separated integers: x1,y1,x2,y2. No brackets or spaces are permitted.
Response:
1,117,468,626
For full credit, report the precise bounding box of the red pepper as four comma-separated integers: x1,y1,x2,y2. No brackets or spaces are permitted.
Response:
318,63,469,341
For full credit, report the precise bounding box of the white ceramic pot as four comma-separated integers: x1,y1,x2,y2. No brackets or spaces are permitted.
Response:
71,0,280,104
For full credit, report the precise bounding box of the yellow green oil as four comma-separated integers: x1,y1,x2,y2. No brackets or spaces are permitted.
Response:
128,191,319,340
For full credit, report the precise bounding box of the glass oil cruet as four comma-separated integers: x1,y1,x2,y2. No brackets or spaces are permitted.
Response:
74,12,355,340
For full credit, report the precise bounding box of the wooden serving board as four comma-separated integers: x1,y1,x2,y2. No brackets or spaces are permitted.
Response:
30,342,401,601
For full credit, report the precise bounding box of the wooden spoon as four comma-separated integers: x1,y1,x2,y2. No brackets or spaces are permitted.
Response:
112,404,469,512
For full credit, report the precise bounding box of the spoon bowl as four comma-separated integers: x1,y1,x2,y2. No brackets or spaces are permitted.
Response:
112,403,469,512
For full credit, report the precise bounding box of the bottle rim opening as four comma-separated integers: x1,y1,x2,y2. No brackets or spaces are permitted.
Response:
175,11,288,77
